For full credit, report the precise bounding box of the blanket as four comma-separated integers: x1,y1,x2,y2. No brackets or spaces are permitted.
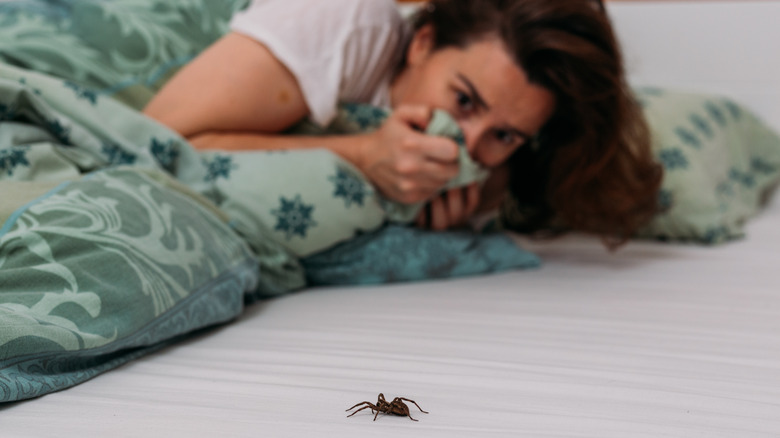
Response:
0,5,538,400
4,0,780,404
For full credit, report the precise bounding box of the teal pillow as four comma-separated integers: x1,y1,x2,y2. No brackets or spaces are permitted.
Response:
303,225,541,285
635,88,780,244
0,167,259,402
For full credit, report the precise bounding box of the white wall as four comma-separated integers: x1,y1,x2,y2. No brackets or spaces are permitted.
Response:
607,1,780,132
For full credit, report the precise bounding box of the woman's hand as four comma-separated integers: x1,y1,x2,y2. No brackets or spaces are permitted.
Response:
358,105,461,204
415,183,481,230
415,167,510,230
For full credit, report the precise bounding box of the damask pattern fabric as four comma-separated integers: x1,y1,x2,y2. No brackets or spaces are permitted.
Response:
0,62,302,402
0,167,260,402
0,0,249,110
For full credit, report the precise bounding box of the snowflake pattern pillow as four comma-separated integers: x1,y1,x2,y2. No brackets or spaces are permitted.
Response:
201,107,489,258
635,88,780,243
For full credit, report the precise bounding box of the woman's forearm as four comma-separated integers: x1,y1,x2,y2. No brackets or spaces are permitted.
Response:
189,131,370,171
188,107,463,206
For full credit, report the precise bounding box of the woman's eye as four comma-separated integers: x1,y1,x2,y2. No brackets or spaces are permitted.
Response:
495,130,518,147
456,90,474,112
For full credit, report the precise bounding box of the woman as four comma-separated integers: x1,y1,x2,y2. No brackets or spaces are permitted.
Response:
144,0,662,246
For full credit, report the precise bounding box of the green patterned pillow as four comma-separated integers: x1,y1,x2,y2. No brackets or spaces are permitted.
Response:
635,88,780,244
203,106,489,258
0,167,259,402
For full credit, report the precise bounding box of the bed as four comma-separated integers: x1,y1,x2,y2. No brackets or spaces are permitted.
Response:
2,1,780,436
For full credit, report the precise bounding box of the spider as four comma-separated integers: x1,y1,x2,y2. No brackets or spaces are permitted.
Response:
346,393,429,421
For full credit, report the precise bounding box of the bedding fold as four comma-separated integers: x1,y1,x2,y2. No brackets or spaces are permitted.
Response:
0,0,539,402
0,60,537,402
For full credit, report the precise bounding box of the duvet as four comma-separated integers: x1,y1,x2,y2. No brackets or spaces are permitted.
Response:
0,0,536,402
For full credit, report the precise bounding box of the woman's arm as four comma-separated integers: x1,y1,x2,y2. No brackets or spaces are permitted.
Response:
144,33,460,204
144,32,308,138
187,108,462,205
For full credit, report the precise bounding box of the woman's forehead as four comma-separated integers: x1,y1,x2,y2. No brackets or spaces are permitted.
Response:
444,39,554,115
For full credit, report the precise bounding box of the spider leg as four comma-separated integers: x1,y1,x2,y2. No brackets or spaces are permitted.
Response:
398,398,429,414
346,403,377,418
346,401,372,412
396,403,418,421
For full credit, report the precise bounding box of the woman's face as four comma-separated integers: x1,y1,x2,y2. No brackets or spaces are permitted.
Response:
391,26,556,168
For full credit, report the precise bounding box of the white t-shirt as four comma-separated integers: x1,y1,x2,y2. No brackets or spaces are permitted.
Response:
230,0,410,126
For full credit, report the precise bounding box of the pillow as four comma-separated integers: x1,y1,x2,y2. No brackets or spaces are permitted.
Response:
302,225,541,286
203,106,489,258
634,88,780,244
0,167,259,402
0,0,248,109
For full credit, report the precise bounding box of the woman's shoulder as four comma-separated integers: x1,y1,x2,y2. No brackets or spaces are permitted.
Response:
228,0,406,126
231,0,404,48
345,0,402,23
236,0,401,25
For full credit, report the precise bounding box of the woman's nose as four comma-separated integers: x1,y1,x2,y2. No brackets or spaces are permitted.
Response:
458,119,488,161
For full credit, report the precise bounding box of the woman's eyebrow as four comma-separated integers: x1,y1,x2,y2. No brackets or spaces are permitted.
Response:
457,73,534,141
456,73,490,110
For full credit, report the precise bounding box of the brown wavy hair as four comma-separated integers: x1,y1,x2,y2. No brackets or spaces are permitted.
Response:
412,0,662,248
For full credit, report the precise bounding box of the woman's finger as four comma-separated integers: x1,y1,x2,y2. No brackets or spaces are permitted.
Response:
419,135,460,163
465,183,481,217
393,106,459,163
393,104,432,132
415,184,482,230
428,196,449,231
445,188,464,227
418,155,460,182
